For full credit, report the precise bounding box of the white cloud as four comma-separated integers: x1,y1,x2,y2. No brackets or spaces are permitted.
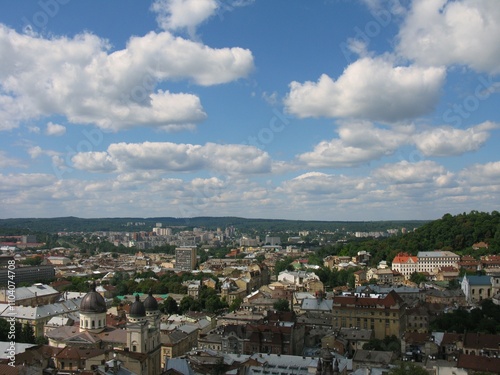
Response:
414,121,499,157
0,173,55,192
0,151,26,168
71,141,273,175
372,160,449,185
71,151,117,173
151,0,218,37
284,56,446,123
281,172,371,197
397,0,500,74
151,0,255,39
45,122,66,136
460,161,500,185
297,121,410,168
0,25,254,132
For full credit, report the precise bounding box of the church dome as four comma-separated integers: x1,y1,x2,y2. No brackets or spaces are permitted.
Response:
129,295,146,317
80,283,107,313
143,291,159,312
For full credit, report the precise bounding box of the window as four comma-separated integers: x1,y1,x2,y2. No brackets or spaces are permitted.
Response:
133,345,137,352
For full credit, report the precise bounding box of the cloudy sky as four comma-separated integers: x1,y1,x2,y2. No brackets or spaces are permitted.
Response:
0,0,499,221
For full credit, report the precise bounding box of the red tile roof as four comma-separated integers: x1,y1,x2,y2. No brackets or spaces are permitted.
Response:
392,252,417,264
457,353,500,373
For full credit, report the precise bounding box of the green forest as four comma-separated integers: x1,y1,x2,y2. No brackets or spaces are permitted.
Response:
0,215,427,234
322,211,500,266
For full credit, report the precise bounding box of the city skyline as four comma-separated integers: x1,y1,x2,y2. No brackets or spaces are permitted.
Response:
0,0,499,221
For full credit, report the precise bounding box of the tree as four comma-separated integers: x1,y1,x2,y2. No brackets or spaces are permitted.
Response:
162,296,179,314
273,299,290,312
388,362,429,375
19,323,36,344
229,297,243,312
205,295,228,314
21,256,43,266
410,272,427,285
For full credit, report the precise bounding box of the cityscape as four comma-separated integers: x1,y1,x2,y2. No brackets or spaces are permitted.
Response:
0,211,500,374
1,0,500,374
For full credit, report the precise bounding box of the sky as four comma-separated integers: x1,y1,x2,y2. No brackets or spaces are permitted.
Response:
0,0,499,221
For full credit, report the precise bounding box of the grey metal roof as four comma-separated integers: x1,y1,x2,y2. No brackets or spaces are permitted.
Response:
300,298,333,311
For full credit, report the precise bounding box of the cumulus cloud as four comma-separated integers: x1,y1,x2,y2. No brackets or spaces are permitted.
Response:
281,172,371,198
296,121,410,168
414,121,499,157
372,160,450,185
284,56,446,123
460,161,500,185
0,25,254,132
0,173,55,192
71,142,273,175
45,122,66,136
397,0,500,74
0,151,26,168
151,0,255,39
151,0,218,37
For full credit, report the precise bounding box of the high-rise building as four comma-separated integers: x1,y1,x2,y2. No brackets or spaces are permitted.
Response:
175,246,197,270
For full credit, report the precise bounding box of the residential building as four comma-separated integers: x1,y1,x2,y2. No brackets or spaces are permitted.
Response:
0,283,60,306
175,246,197,270
424,288,465,306
331,290,407,340
0,265,55,285
352,349,395,371
462,332,500,357
321,328,373,357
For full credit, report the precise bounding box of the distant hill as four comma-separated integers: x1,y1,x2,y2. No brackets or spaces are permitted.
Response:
396,210,500,253
0,215,427,234
356,211,500,266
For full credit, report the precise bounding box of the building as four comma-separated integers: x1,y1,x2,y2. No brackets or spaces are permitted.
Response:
461,275,492,304
46,285,162,375
417,251,460,275
0,283,60,306
264,236,281,246
331,290,407,340
0,265,55,285
1,297,82,336
391,252,418,279
175,246,197,270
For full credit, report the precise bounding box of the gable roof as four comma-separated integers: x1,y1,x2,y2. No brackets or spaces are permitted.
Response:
392,253,417,264
457,353,500,373
463,275,491,286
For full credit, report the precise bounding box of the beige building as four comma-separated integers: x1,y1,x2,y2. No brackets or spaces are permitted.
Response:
417,251,460,275
331,291,407,340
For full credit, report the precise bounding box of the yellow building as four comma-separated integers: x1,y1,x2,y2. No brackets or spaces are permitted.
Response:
331,291,406,340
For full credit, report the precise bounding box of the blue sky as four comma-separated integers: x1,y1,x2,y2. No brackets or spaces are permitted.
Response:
0,0,499,221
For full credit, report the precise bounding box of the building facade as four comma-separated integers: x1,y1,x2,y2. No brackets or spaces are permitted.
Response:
331,291,407,340
175,246,197,270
